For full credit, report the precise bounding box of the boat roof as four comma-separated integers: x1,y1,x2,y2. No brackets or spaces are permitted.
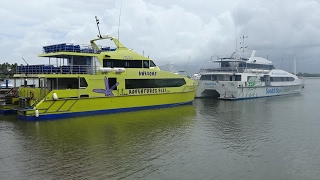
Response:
247,56,273,65
38,35,150,60
210,50,273,65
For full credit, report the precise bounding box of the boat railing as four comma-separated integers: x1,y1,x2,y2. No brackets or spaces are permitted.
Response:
16,65,96,75
244,69,270,74
198,67,246,73
42,43,117,54
30,87,49,108
0,88,14,105
197,67,272,74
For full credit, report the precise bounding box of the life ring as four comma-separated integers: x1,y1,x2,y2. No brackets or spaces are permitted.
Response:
30,90,34,99
11,88,16,97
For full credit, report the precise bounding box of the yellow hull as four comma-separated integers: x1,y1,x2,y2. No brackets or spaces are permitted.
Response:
16,73,198,121
18,90,196,121
9,33,199,121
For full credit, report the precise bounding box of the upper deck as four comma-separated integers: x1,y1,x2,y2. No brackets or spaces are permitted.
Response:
202,50,275,74
15,36,159,76
16,64,94,75
42,43,116,55
16,43,110,75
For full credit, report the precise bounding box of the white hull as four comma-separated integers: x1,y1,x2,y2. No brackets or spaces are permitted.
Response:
0,84,13,88
192,50,304,100
195,81,219,98
214,81,303,100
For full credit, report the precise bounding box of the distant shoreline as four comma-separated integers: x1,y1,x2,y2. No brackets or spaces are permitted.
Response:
303,77,320,79
297,73,320,78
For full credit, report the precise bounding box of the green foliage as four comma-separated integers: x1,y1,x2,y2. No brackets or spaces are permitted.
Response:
0,63,17,78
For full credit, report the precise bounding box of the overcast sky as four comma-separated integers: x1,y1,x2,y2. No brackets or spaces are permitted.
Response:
1,0,320,73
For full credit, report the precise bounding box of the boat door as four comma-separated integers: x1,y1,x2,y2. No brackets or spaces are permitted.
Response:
264,75,271,86
231,75,236,81
39,77,49,97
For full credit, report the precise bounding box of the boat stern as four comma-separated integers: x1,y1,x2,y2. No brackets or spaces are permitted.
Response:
214,81,243,100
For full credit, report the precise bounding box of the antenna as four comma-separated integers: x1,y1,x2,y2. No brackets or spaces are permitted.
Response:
22,57,29,65
289,58,291,73
294,55,297,75
240,35,248,58
95,16,102,38
235,26,238,52
168,63,178,74
117,0,123,47
185,55,190,76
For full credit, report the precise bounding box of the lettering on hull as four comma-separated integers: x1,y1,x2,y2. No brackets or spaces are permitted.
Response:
204,82,216,86
266,87,290,94
139,71,157,76
129,88,167,95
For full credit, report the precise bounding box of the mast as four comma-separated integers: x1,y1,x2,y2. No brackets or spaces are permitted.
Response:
95,16,102,38
117,0,123,48
240,35,248,58
294,55,297,75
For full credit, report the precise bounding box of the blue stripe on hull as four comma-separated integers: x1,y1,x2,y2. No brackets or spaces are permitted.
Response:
18,101,194,121
0,110,17,115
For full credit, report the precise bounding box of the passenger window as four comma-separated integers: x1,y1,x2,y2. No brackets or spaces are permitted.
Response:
150,61,156,67
143,60,149,68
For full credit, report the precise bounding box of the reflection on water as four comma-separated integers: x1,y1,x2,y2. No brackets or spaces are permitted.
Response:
1,79,320,180
0,105,197,179
196,98,274,142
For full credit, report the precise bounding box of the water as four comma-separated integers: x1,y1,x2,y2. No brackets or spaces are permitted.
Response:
1,78,319,180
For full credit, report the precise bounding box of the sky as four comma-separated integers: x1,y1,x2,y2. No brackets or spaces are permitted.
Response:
1,0,320,74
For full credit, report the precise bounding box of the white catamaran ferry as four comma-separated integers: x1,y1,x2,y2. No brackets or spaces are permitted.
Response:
192,50,304,100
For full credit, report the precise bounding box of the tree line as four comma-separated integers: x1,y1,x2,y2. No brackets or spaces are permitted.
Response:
0,63,18,77
297,72,320,77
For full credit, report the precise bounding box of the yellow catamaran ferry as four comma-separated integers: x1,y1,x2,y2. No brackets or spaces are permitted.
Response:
1,34,198,121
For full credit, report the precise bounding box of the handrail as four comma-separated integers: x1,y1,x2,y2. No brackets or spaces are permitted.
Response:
197,67,271,74
198,67,245,73
42,43,116,54
30,87,48,107
16,65,95,75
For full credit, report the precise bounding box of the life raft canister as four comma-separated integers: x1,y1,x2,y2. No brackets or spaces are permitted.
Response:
11,88,16,97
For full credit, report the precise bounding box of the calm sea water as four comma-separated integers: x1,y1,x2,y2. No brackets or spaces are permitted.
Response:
1,78,319,180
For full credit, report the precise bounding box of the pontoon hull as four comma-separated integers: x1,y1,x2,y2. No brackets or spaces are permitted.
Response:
17,91,196,121
195,81,219,98
214,81,303,100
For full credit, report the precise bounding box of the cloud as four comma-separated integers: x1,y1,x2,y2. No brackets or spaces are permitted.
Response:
1,0,320,73
231,0,320,72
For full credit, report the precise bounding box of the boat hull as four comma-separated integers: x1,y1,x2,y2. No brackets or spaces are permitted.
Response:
195,80,219,98
17,91,196,121
0,109,16,114
214,81,303,100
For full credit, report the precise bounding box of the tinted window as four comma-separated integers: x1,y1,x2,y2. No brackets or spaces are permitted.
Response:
143,60,149,68
150,61,156,67
103,59,143,68
200,75,211,80
125,78,186,89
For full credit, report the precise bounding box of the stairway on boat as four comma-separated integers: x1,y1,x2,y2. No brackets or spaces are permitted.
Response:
0,88,12,106
17,89,79,116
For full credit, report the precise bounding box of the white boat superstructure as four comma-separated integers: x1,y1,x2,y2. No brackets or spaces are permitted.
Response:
193,50,304,99
0,79,13,89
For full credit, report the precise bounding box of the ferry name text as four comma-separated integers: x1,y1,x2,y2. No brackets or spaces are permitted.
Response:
129,88,167,95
